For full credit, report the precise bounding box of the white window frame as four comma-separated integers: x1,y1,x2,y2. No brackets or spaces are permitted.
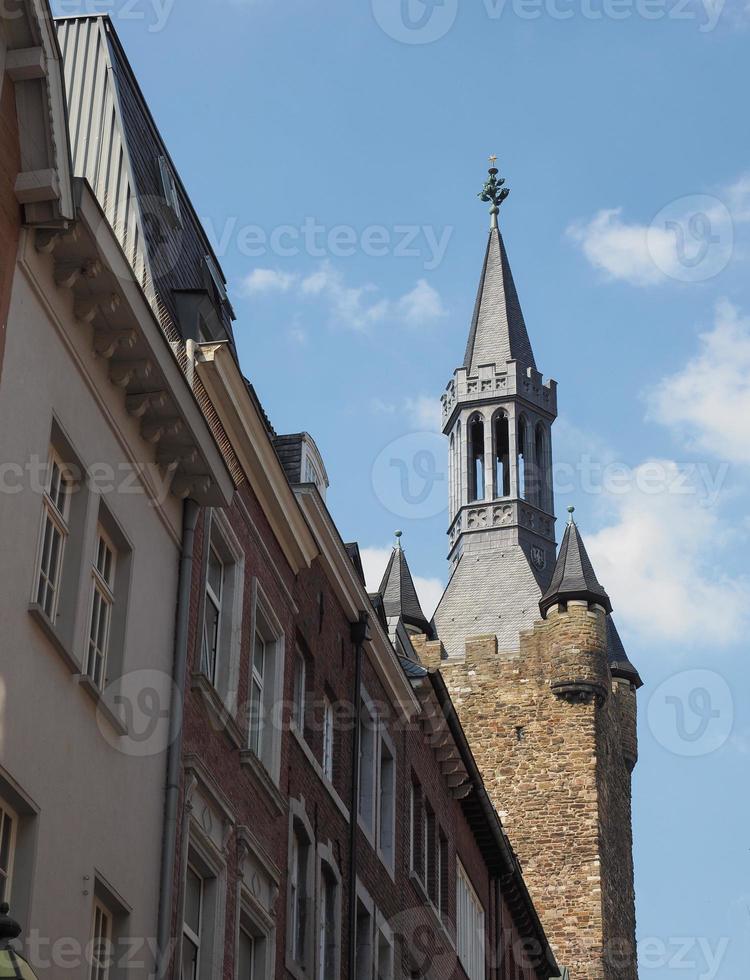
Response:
85,527,117,690
89,897,113,980
33,448,71,621
291,651,306,735
375,913,395,980
182,862,203,980
316,846,341,980
357,695,377,835
286,800,314,978
200,512,244,706
201,543,224,686
0,796,17,904
457,860,485,980
247,583,285,783
377,731,396,871
321,695,334,782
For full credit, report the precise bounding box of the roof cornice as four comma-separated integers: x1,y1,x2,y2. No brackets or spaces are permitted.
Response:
195,343,318,573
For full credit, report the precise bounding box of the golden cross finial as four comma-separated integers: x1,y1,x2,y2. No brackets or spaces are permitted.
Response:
489,154,497,167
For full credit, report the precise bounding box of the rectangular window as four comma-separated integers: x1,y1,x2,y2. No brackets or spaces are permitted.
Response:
378,737,395,867
438,832,449,920
159,154,182,226
89,899,112,980
322,695,334,781
238,924,255,980
410,780,423,879
182,865,203,980
292,651,306,735
355,899,373,980
426,805,437,905
249,629,266,757
0,799,17,903
34,449,71,620
376,926,394,980
358,702,376,833
318,864,338,979
201,543,224,685
457,861,485,980
86,529,117,690
290,827,309,965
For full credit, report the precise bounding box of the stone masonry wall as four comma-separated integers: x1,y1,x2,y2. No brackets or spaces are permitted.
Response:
0,72,21,380
432,602,638,980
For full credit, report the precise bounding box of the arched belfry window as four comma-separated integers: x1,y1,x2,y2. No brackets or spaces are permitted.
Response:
494,412,510,498
535,422,547,509
517,415,528,501
449,432,456,515
469,414,485,502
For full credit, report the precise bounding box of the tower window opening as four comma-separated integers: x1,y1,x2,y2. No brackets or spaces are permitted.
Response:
494,414,510,498
535,423,547,509
469,416,485,502
518,416,528,501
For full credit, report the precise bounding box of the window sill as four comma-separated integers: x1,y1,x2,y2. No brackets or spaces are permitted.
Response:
73,673,128,736
28,603,80,674
284,953,311,980
190,672,244,749
290,726,350,822
409,871,455,950
238,748,286,816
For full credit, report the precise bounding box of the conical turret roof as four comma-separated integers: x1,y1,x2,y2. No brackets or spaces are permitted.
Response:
378,537,432,636
540,511,612,617
463,226,537,376
606,615,643,689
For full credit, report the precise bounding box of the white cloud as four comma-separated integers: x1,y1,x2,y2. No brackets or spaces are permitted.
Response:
396,279,448,326
586,459,749,646
567,208,667,286
240,261,446,332
240,268,296,294
649,300,750,464
566,172,750,286
359,545,444,621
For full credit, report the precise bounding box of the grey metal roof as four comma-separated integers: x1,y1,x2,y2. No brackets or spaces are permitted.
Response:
463,226,537,375
540,519,612,616
377,544,432,637
606,615,643,689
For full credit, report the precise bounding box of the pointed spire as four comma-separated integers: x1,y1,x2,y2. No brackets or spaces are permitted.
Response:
606,615,643,689
378,533,432,636
464,162,536,375
539,509,612,617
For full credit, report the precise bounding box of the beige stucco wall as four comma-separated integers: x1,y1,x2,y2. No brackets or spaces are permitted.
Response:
0,234,183,973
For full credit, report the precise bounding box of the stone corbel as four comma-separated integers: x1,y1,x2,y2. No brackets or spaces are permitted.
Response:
54,257,101,289
171,473,211,499
125,391,168,419
141,418,184,444
156,445,198,472
94,328,137,359
109,359,153,388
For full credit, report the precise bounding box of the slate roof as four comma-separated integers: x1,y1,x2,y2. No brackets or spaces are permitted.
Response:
463,226,537,375
378,543,432,637
606,615,643,689
539,517,612,617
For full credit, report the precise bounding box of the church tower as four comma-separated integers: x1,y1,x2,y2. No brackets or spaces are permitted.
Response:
434,164,558,657
421,164,642,980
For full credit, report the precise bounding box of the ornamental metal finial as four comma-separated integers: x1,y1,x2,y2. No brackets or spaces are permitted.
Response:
567,505,576,525
394,529,403,548
478,157,510,228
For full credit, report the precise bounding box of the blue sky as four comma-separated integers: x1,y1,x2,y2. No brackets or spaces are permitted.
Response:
54,0,749,974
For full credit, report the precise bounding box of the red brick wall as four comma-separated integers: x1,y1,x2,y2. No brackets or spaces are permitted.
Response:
0,74,21,381
172,477,550,979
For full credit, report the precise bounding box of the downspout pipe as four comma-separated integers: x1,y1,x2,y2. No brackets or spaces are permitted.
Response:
156,498,200,978
347,612,371,980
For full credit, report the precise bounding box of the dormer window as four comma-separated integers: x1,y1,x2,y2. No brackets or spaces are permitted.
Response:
158,155,181,228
